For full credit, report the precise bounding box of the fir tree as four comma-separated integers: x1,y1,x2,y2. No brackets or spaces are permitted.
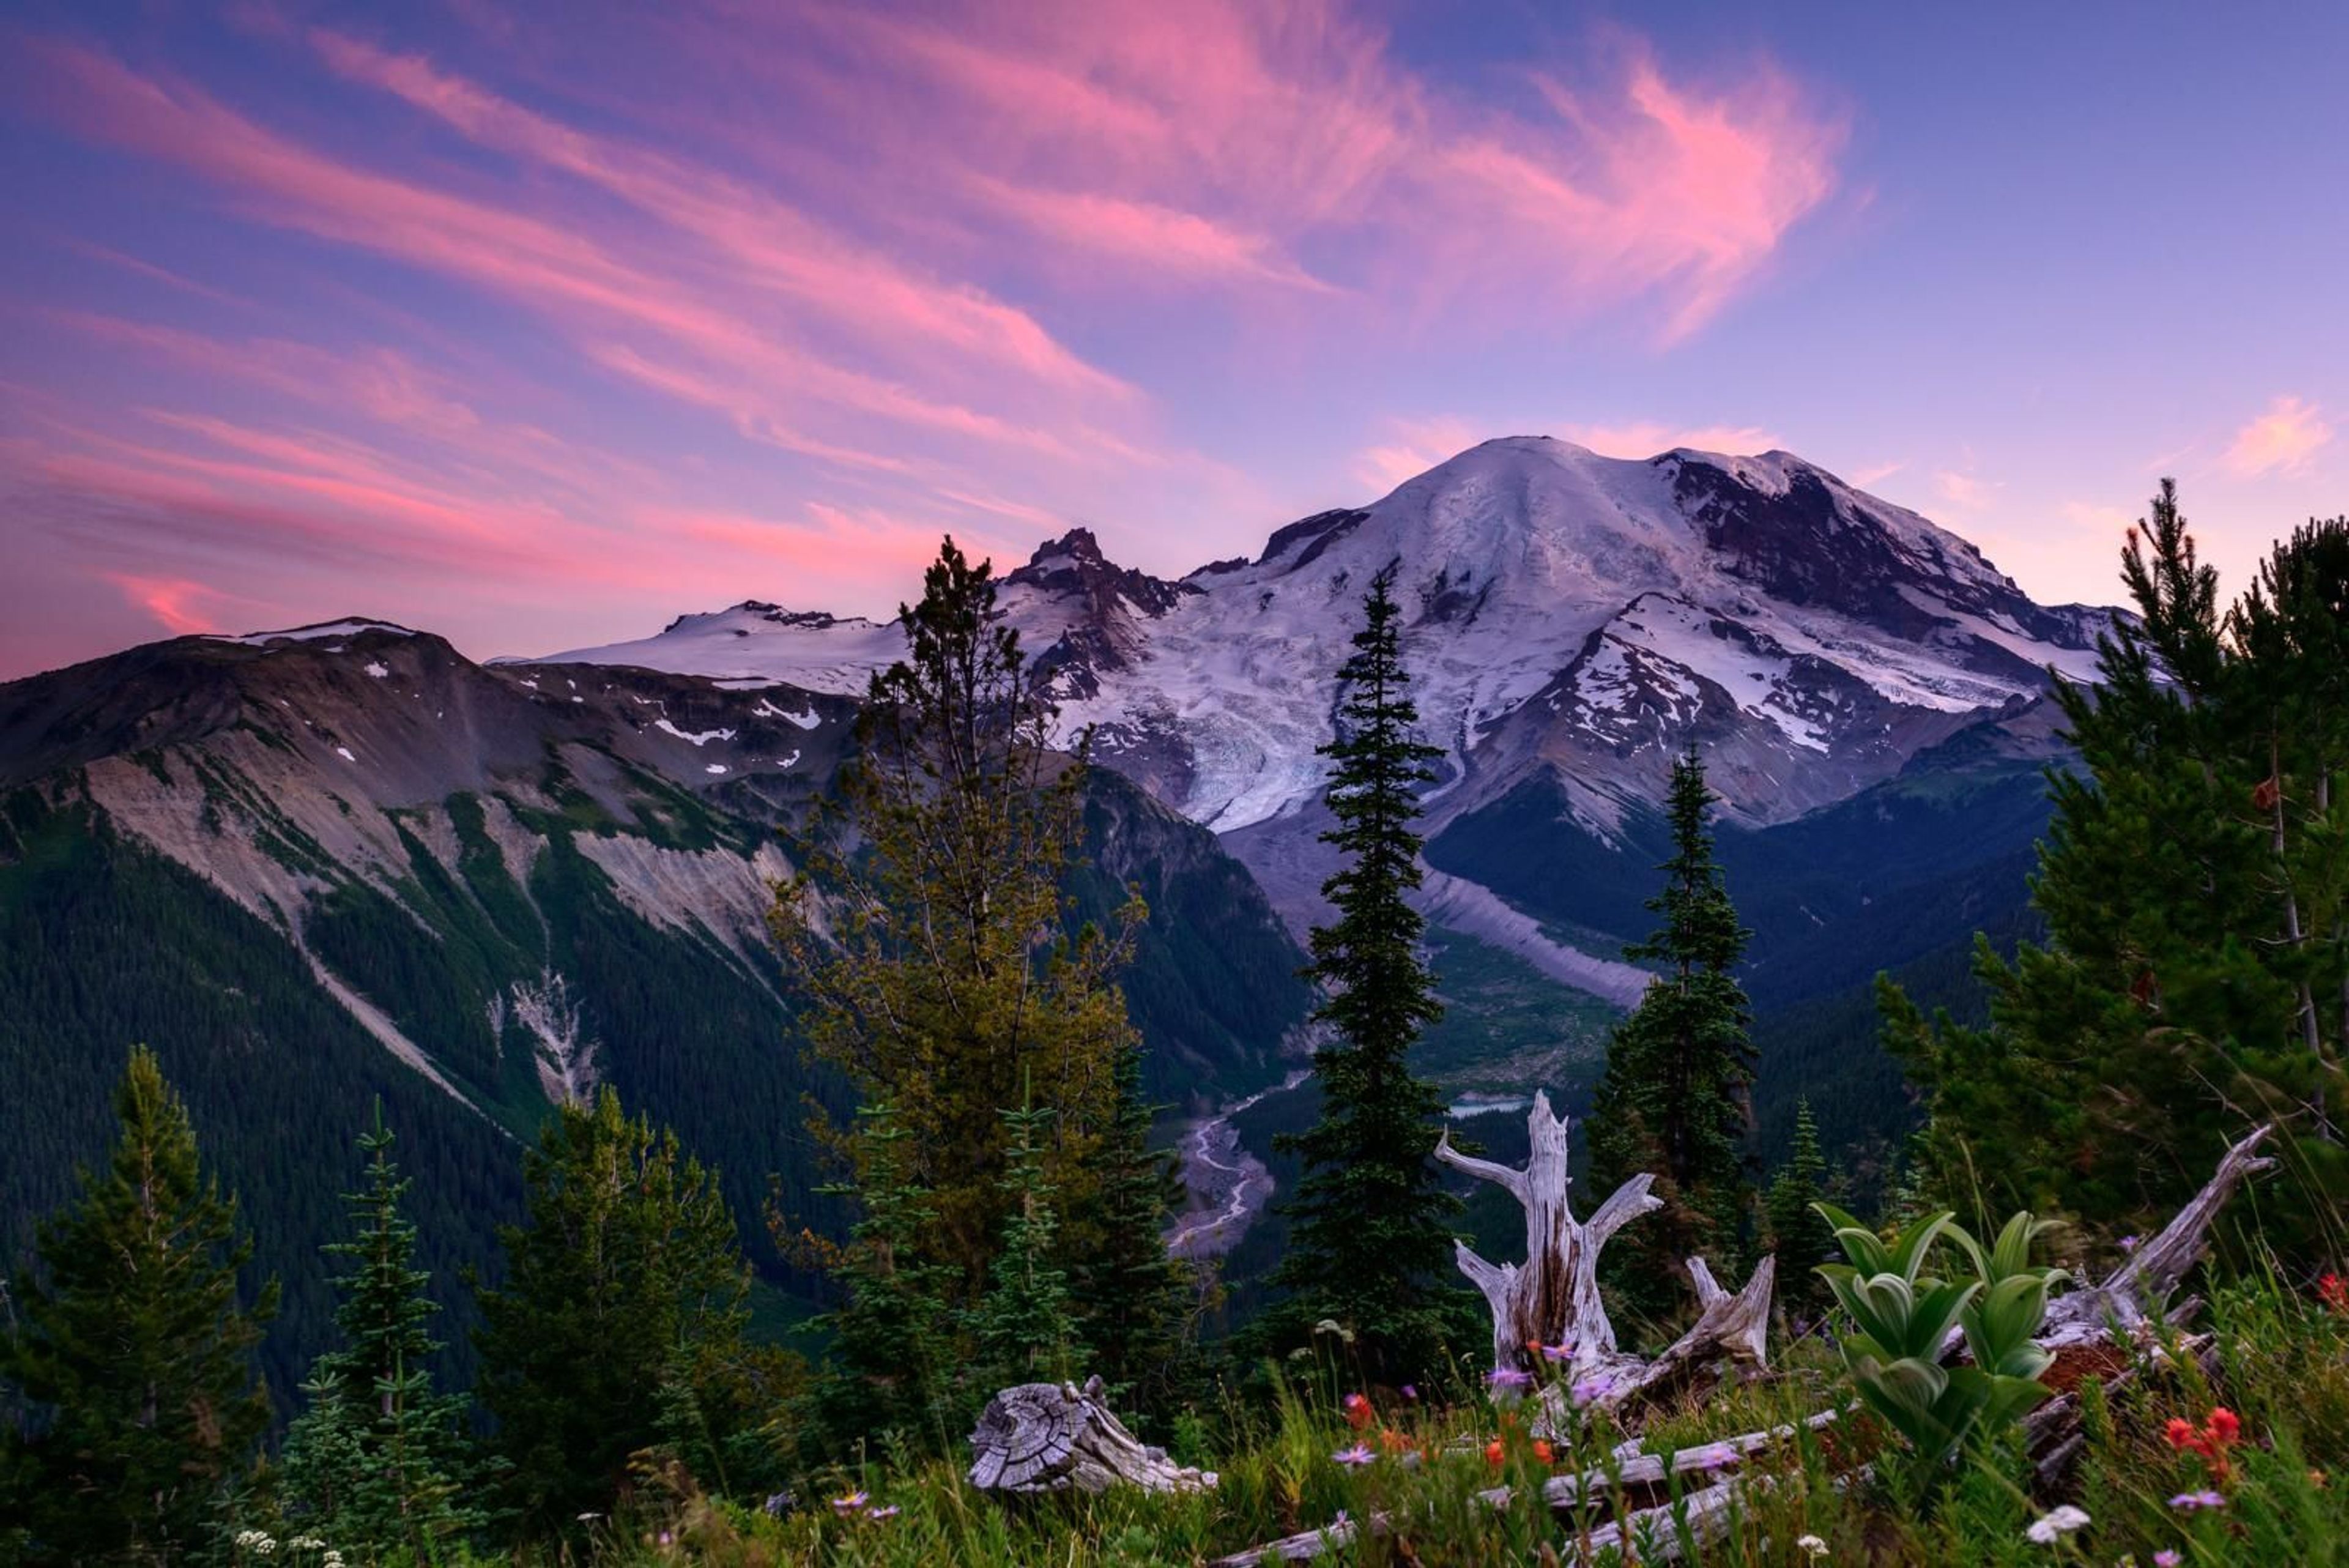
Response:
1762,1099,1835,1320
1589,747,1758,1325
277,1103,483,1559
1889,488,2349,1241
801,1103,957,1457
475,1088,772,1537
1261,565,1462,1381
1069,1038,1199,1420
0,1046,276,1564
967,1092,1083,1395
772,536,1146,1296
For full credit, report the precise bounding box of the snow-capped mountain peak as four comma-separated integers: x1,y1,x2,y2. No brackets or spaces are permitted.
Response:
526,435,2113,839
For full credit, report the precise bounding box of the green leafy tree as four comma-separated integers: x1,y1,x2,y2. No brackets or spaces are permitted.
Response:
1764,1099,1836,1320
1069,1038,1200,1419
1589,747,1758,1323
1890,488,2349,1242
475,1087,773,1536
1261,565,1462,1381
276,1104,483,1559
0,1046,276,1564
771,537,1145,1296
798,1103,958,1457
967,1093,1083,1395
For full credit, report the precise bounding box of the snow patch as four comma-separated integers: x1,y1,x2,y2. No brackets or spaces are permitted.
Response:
655,719,736,746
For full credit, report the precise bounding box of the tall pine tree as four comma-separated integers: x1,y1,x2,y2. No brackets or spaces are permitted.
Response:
1261,565,1461,1381
771,537,1146,1296
475,1088,775,1536
1588,748,1757,1326
276,1103,483,1559
1,1046,276,1564
1888,487,2349,1243
967,1092,1083,1396
1762,1099,1835,1320
1069,1038,1199,1421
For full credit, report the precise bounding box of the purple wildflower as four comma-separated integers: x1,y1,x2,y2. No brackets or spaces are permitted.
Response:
1399,1384,1419,1401
1570,1373,1617,1408
1332,1443,1376,1467
1537,1339,1575,1363
831,1490,869,1515
865,1505,900,1521
1485,1367,1534,1391
2119,1234,2142,1253
2169,1489,2226,1510
2154,1553,2182,1568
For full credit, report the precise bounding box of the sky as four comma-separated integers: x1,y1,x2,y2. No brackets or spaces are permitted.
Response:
4,1,2347,680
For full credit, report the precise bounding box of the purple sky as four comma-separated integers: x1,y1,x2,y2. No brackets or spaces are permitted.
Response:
4,1,2345,679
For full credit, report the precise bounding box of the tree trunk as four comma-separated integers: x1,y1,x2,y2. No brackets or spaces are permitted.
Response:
1434,1090,1774,1421
967,1376,1215,1495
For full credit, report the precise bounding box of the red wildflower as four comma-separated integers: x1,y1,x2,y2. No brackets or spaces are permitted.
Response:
1532,1440,1555,1465
2319,1273,2348,1313
1484,1439,1505,1467
2164,1418,2201,1452
1378,1427,1408,1454
2206,1408,2241,1446
1341,1392,1373,1431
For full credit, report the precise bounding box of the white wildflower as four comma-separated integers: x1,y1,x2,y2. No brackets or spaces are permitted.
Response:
2024,1503,2090,1544
1796,1534,1829,1559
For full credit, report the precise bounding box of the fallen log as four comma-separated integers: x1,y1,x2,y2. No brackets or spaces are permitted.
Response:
1434,1090,1775,1423
967,1376,1215,1496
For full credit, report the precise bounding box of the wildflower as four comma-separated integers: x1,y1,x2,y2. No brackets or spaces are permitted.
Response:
1400,1384,1419,1401
1569,1372,1616,1408
2154,1553,2182,1568
234,1535,270,1551
2023,1504,2090,1544
658,1532,674,1548
1485,1366,1534,1392
1333,1443,1376,1467
2163,1407,2242,1479
2118,1234,2140,1254
2311,1469,2331,1490
1537,1339,1575,1362
289,1541,325,1553
866,1504,900,1520
2205,1407,2240,1445
1532,1439,1554,1464
1378,1427,1409,1454
1342,1391,1374,1430
1485,1438,1506,1466
831,1490,870,1514
324,1556,344,1568
2320,1273,2348,1312
1795,1535,1828,1559
763,1490,794,1516
2168,1489,2226,1510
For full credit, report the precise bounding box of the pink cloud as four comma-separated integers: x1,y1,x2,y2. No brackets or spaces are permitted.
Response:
106,574,228,636
2224,395,2333,477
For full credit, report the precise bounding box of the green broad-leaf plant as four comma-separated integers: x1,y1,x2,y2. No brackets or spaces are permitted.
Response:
1814,1205,2065,1478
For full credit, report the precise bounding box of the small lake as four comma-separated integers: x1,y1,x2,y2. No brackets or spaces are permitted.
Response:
1445,1094,1533,1120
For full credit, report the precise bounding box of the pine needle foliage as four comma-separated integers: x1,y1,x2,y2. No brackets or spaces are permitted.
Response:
1889,486,2349,1244
771,536,1146,1296
475,1087,768,1539
0,1045,276,1563
277,1102,484,1559
1262,565,1462,1381
1589,746,1759,1322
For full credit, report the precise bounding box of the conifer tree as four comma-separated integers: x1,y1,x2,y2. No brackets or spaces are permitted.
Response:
1890,488,2349,1241
278,1104,483,1558
967,1093,1083,1395
0,1046,276,1563
1261,565,1462,1380
801,1103,958,1456
476,1087,771,1536
772,536,1146,1296
1589,748,1757,1323
1762,1099,1835,1319
1069,1038,1199,1419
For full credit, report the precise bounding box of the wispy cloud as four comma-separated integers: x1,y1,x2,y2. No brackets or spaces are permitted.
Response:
2224,395,2332,477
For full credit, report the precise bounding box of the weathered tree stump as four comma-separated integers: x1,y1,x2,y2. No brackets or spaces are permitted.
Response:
1434,1090,1775,1420
967,1376,1215,1496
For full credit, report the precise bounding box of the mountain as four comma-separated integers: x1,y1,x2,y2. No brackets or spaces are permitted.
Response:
535,436,2107,962
0,619,1310,1394
1,433,2116,1384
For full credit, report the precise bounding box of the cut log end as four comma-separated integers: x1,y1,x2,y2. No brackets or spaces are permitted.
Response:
967,1377,1215,1497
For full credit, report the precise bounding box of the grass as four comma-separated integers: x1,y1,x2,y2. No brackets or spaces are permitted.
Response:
225,1270,2349,1565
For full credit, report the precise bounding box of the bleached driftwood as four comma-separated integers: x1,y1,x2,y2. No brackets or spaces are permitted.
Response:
2035,1123,2276,1348
967,1376,1216,1496
1435,1090,1775,1422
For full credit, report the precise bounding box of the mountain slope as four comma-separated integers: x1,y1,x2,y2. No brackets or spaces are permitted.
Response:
0,622,1310,1391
